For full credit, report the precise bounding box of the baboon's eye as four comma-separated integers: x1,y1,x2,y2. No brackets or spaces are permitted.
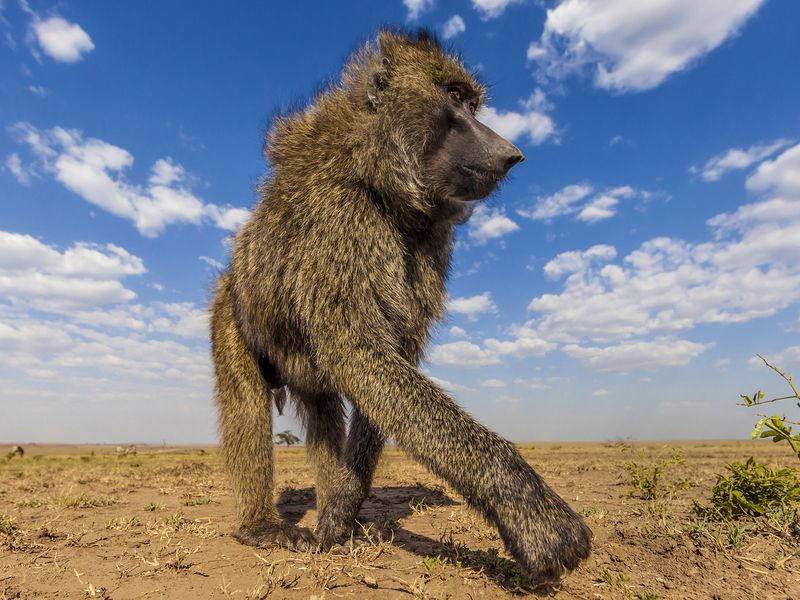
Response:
468,102,477,115
448,87,462,103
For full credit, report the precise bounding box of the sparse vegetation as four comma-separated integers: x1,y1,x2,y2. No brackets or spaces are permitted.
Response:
698,456,800,519
624,448,690,500
741,355,800,460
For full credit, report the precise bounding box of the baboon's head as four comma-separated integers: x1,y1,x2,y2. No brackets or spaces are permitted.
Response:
343,30,524,218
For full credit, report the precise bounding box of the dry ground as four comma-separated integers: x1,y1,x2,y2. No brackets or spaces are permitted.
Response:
1,441,799,599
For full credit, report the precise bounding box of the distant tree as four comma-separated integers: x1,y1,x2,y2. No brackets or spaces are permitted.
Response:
275,430,301,447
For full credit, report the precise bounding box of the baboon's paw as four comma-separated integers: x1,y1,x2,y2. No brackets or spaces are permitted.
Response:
233,522,317,551
504,500,593,583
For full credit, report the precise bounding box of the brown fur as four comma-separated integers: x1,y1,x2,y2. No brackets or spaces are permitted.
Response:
211,29,591,581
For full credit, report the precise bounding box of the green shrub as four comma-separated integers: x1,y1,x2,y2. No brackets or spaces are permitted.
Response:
707,456,800,518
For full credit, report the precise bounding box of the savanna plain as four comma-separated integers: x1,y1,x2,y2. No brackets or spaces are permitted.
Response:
1,440,798,599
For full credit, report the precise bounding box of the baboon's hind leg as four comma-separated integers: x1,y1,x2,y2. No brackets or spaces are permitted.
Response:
316,407,385,546
211,276,315,549
293,389,346,515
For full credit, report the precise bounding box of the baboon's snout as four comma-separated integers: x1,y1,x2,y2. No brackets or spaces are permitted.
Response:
469,116,525,178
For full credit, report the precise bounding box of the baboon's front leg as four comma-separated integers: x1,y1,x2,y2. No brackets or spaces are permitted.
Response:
316,407,385,546
319,336,592,582
293,389,347,514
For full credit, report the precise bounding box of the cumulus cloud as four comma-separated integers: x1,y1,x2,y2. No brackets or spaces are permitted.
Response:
404,0,433,21
692,139,792,182
518,184,638,223
0,228,213,437
746,143,800,197
543,244,617,279
472,0,522,20
528,0,766,93
442,15,466,39
10,123,250,237
447,291,496,319
563,339,709,372
477,90,557,145
484,324,556,358
31,16,94,63
427,341,500,367
449,325,468,338
488,142,800,372
0,231,144,311
467,205,519,245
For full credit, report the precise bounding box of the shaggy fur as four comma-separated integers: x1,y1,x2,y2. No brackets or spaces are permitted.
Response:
211,29,592,582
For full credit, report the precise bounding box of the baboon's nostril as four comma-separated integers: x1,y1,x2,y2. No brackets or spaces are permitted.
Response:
503,150,525,173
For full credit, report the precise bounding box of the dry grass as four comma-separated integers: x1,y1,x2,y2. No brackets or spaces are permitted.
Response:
0,441,798,599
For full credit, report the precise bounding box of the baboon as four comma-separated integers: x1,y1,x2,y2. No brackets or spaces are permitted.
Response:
211,29,592,581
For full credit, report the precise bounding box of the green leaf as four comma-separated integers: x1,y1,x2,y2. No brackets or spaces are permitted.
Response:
752,416,768,440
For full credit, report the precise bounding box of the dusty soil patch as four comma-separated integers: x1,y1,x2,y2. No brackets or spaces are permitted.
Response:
1,441,798,599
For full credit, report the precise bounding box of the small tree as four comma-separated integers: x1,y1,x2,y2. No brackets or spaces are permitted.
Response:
740,355,800,460
275,430,301,447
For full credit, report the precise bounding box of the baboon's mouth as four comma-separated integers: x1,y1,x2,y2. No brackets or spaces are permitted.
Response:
453,165,502,201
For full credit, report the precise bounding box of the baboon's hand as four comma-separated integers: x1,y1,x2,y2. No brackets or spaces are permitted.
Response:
315,492,363,549
233,521,317,551
497,487,592,583
315,513,355,549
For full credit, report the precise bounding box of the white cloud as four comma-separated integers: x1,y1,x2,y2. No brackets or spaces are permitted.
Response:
519,184,637,223
10,123,250,237
472,0,522,20
609,135,625,146
442,15,466,39
592,388,610,397
563,339,709,372
32,16,94,63
544,244,617,279
428,376,472,393
484,322,556,358
404,0,434,21
28,84,48,97
0,228,212,436
5,153,33,184
449,325,468,338
477,90,557,145
427,341,500,367
467,205,519,245
447,291,496,319
518,184,592,221
490,143,800,371
528,0,766,92
481,378,506,388
200,255,225,270
746,143,800,197
0,231,144,311
693,139,792,182
578,195,618,223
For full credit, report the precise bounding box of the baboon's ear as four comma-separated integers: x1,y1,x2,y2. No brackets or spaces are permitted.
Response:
367,56,391,109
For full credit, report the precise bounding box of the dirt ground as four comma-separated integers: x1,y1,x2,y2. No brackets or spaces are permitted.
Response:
1,440,798,599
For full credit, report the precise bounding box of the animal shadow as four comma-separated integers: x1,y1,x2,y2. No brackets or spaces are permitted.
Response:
276,484,551,595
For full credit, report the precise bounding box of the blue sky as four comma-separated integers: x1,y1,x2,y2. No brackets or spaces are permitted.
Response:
1,0,799,444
